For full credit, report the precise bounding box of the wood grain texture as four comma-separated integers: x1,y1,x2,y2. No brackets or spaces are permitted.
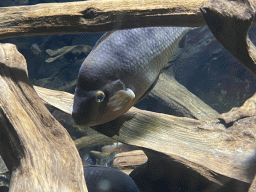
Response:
0,0,256,39
150,69,219,120
35,77,256,184
112,150,148,174
0,0,205,39
202,0,256,75
74,134,114,150
249,175,256,192
0,43,87,191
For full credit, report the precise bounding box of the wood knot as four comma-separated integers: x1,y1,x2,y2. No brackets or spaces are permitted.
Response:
81,8,98,19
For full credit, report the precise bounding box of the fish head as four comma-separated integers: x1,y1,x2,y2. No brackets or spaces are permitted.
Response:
72,74,136,126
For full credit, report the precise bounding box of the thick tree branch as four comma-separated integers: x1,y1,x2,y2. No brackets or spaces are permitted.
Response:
0,0,205,39
0,44,87,191
1,0,256,75
35,83,256,184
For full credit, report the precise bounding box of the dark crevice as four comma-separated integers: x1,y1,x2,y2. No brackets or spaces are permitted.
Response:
218,116,250,128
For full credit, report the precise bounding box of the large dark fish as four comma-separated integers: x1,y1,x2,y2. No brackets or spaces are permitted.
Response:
83,165,140,192
72,27,192,126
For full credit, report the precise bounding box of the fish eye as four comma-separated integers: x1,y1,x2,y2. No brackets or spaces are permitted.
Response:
95,91,105,103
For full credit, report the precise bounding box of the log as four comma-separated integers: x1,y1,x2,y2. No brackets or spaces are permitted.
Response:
34,85,74,115
99,105,255,184
0,0,205,39
130,148,250,191
148,69,219,120
112,150,148,175
0,43,87,191
0,0,255,39
74,134,115,150
35,81,256,184
202,0,256,74
249,175,256,192
0,0,256,75
34,69,219,159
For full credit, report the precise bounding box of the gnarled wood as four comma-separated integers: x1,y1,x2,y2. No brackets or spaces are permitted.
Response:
112,150,148,175
1,0,256,40
35,78,256,184
74,134,114,150
0,0,255,84
0,43,87,191
149,69,219,120
249,174,256,192
0,0,256,77
202,0,256,75
0,0,205,39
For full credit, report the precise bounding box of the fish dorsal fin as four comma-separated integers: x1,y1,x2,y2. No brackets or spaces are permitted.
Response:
108,88,135,111
91,30,117,51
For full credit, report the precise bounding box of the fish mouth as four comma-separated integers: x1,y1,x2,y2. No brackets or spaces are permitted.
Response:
72,99,93,126
72,113,105,127
72,111,90,126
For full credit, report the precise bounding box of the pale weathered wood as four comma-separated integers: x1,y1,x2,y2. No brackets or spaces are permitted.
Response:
0,43,87,191
0,0,256,78
0,0,255,76
0,0,205,39
0,0,256,40
249,175,256,192
34,85,74,115
107,106,255,184
150,69,219,120
112,150,148,175
74,134,115,150
34,82,256,184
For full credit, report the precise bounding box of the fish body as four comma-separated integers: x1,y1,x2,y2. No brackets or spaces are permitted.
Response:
83,165,140,192
72,27,192,126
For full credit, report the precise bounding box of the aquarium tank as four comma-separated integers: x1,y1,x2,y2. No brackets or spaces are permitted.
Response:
0,0,255,192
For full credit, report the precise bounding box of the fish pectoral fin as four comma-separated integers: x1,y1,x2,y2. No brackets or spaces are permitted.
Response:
108,88,135,111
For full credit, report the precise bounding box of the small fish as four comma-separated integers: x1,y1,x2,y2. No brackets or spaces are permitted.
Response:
82,153,96,165
72,27,192,126
83,165,140,192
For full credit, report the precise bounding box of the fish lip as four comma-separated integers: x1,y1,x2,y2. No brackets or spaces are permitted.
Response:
72,111,90,126
72,111,99,127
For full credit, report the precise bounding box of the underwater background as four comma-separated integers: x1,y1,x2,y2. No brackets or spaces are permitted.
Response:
0,0,256,191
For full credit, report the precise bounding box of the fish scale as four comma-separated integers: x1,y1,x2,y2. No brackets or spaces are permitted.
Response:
72,27,192,126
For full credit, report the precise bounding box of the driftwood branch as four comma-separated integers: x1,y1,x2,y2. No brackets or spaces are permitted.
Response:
0,44,87,191
1,0,256,190
0,0,205,39
149,69,219,120
0,0,255,39
0,0,256,74
74,134,115,150
249,175,256,192
35,80,256,185
0,0,255,73
112,150,148,175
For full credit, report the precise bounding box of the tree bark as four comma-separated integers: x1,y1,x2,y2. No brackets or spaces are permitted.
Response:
0,43,87,191
0,0,205,39
35,78,256,185
249,175,256,192
112,150,148,175
149,69,219,120
0,0,256,39
74,134,115,150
